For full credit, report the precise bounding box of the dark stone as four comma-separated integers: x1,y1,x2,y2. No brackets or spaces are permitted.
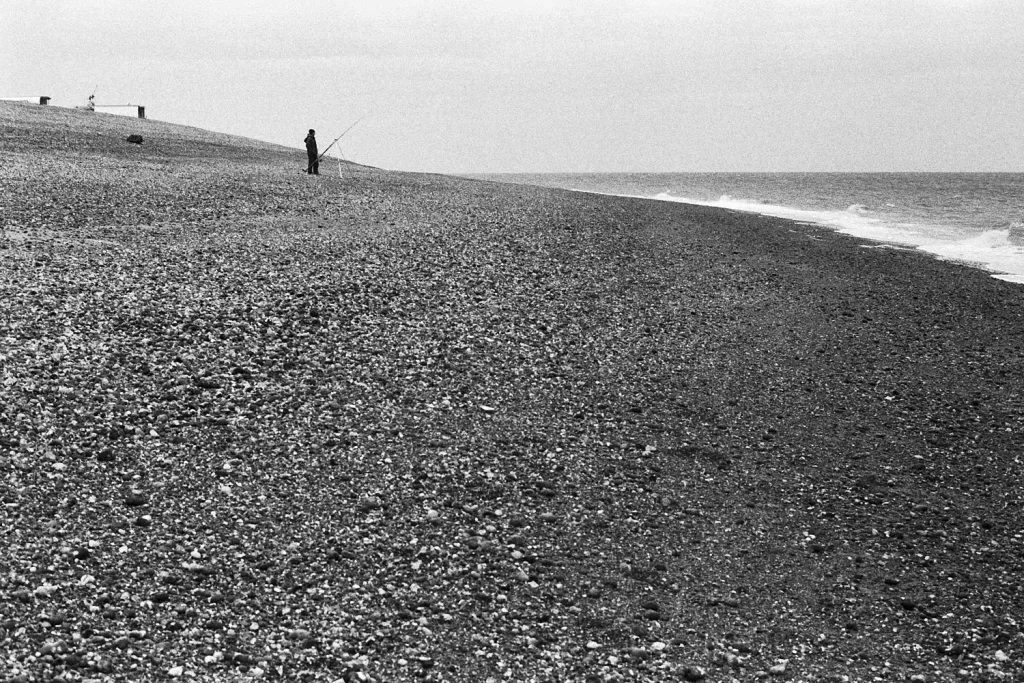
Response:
125,493,149,507
682,666,706,681
126,135,143,144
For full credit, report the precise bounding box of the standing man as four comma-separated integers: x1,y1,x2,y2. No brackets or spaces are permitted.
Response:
304,129,319,175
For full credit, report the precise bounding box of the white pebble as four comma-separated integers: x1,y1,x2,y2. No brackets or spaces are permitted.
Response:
34,584,58,598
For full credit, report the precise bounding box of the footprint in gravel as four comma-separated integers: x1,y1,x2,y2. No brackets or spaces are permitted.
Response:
356,496,382,512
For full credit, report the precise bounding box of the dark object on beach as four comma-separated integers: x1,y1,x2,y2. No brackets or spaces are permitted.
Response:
76,94,95,111
306,115,365,174
305,129,319,175
126,134,143,144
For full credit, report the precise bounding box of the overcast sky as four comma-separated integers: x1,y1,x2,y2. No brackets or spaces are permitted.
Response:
3,0,1022,173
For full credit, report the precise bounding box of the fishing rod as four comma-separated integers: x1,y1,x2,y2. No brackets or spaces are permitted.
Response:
311,114,368,168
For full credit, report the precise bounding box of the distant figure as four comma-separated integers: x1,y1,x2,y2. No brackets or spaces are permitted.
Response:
77,94,95,111
305,129,319,175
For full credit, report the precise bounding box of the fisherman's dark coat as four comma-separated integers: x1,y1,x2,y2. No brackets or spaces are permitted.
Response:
304,133,319,174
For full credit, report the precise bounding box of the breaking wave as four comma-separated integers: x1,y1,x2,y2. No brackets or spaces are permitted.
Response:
651,192,920,245
650,192,1024,284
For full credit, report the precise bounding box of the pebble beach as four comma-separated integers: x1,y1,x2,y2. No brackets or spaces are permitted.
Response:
2,101,1023,682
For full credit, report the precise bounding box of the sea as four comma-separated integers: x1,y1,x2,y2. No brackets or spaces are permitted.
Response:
475,173,1024,284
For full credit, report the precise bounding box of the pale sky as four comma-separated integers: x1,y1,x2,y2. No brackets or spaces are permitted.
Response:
2,0,1022,173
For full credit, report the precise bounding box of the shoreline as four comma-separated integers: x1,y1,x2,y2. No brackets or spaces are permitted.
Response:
3,102,1023,681
468,171,1024,286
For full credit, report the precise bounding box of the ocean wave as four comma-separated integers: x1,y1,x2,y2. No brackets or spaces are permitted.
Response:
917,229,1024,282
651,192,911,244
649,191,1024,284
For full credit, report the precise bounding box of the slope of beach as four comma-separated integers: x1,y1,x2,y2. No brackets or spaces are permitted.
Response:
1,101,1022,682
